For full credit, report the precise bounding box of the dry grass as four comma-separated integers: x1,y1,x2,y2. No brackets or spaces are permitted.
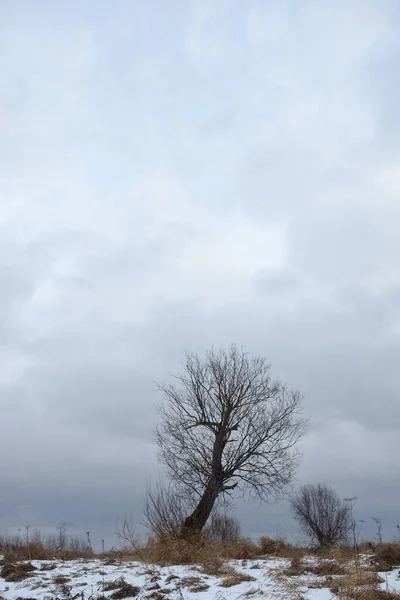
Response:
325,563,400,600
126,533,263,565
338,591,400,600
219,569,256,588
198,556,229,576
267,539,400,600
188,582,210,592
146,593,164,600
0,526,307,567
39,563,58,572
53,575,70,584
103,579,126,592
372,543,400,571
123,532,306,566
0,530,93,562
177,575,204,588
338,570,385,587
282,556,306,577
109,581,140,599
242,586,265,597
281,554,347,578
259,536,290,556
310,559,347,576
1,562,37,582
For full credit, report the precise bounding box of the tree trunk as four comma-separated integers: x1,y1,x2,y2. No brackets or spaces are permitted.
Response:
180,429,226,538
180,477,221,538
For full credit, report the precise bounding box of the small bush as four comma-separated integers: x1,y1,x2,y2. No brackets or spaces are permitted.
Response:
259,536,289,556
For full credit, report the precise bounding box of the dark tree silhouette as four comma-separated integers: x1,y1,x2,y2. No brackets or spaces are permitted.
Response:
155,345,307,537
290,483,351,547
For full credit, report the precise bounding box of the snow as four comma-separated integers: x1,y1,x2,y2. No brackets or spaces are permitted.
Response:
0,556,399,600
379,568,400,594
303,590,335,600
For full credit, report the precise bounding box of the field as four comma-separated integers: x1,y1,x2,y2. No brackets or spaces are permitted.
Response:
1,538,400,600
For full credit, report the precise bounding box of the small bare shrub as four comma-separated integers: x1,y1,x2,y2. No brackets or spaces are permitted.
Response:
143,481,191,539
204,513,241,542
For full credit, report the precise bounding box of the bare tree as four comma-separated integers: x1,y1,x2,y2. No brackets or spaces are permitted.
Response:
290,483,351,548
143,480,193,538
155,345,307,537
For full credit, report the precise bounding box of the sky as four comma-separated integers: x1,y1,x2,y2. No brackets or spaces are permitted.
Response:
1,0,400,548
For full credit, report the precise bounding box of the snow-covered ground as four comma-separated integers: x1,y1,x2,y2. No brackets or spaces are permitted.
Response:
0,555,399,600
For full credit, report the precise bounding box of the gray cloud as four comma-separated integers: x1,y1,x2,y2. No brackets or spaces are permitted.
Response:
1,0,400,547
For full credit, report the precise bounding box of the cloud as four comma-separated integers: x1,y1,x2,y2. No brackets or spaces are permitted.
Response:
0,0,399,545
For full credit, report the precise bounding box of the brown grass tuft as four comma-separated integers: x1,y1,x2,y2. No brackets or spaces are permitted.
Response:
282,555,306,576
165,574,179,584
53,576,70,584
337,590,400,600
146,593,165,600
372,543,400,571
259,536,288,556
103,579,126,592
1,562,36,582
219,569,256,588
40,563,58,571
198,557,227,576
109,581,140,599
310,560,347,576
188,582,210,592
177,575,204,588
330,568,400,600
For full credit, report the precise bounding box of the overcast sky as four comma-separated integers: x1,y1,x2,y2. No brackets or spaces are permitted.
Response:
1,0,400,548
